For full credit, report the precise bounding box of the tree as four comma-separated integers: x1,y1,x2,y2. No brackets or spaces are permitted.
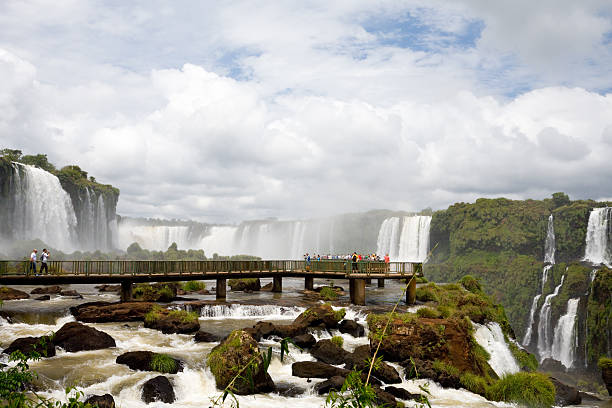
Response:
0,148,23,162
127,242,143,255
21,154,57,173
552,192,570,208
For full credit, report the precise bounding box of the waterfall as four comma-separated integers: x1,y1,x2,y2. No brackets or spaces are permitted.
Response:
473,322,520,377
1,163,78,250
290,221,307,259
117,224,193,250
536,275,565,361
551,298,580,368
584,207,611,266
376,217,400,259
198,304,305,319
544,214,555,264
397,215,432,262
522,294,541,346
199,226,238,256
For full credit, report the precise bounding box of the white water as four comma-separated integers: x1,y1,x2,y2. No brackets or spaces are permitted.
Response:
376,217,401,260
6,163,78,251
117,224,193,251
521,294,541,346
544,214,555,264
536,275,565,361
198,304,305,319
584,207,611,266
473,322,520,377
551,298,580,368
397,215,431,262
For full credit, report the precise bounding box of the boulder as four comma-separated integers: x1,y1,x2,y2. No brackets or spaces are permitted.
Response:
402,358,461,389
35,295,50,301
311,339,350,365
292,361,350,379
132,283,178,302
116,351,183,374
31,286,62,294
384,386,425,401
142,376,175,404
292,333,316,349
85,394,115,408
345,345,401,384
228,278,261,292
207,329,275,395
0,287,29,300
550,377,581,406
247,321,277,341
372,387,400,407
71,302,154,323
54,322,116,352
314,376,346,395
601,364,612,396
339,319,365,337
144,308,200,334
95,284,120,293
3,336,55,357
261,282,273,291
59,289,82,298
194,331,222,343
274,382,306,397
293,304,344,330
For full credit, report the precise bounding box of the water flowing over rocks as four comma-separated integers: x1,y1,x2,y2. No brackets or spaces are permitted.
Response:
141,376,175,404
384,386,425,402
550,377,581,406
3,336,55,357
338,319,365,337
291,333,316,348
71,301,154,322
53,322,116,352
345,345,401,384
84,394,115,408
292,361,351,379
310,339,350,365
35,295,50,301
314,376,345,394
31,286,63,294
194,330,222,343
0,287,29,300
116,351,183,374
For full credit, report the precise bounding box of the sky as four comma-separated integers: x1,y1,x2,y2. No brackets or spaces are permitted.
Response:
1,0,612,224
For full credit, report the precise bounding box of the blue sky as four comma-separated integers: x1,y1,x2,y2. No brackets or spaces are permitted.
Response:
1,1,612,222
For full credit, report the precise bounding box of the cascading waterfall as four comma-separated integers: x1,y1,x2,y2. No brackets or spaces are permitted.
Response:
522,294,541,346
397,215,431,262
537,275,565,361
198,304,305,319
544,214,556,264
584,207,611,266
473,322,520,376
551,298,580,368
376,217,400,259
117,224,193,251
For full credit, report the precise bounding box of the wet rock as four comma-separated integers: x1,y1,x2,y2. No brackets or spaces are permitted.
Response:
345,345,401,384
143,308,200,334
274,382,306,397
311,339,350,365
35,295,50,301
85,394,115,408
247,321,277,341
261,282,273,291
384,386,424,401
54,322,116,352
3,336,55,357
31,285,62,294
550,377,581,406
601,364,612,396
292,333,316,349
71,301,154,323
293,303,344,330
95,284,120,293
0,287,29,300
314,376,346,395
142,376,175,404
338,319,365,337
0,311,12,323
228,278,261,292
292,361,350,379
116,351,183,374
59,289,82,298
194,331,222,343
207,329,275,395
373,387,400,407
402,358,461,389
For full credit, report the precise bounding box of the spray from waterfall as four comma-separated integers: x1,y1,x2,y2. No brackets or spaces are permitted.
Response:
551,298,580,368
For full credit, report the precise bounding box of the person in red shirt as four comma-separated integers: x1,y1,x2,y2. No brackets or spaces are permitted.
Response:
384,253,390,272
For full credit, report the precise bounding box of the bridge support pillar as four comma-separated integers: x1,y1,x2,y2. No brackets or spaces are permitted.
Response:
378,278,385,288
272,276,282,293
120,281,132,302
304,276,314,291
365,278,372,285
216,279,227,300
351,279,366,306
406,275,417,305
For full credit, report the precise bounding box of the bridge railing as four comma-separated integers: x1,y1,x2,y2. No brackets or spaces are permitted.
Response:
0,259,421,277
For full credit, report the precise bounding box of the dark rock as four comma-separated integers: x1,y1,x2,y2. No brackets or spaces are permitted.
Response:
85,394,115,408
143,310,200,334
602,365,612,396
293,304,343,330
207,329,275,395
0,287,29,300
311,339,349,365
314,376,346,395
292,333,316,349
384,386,424,401
345,345,401,384
541,358,566,373
116,351,183,374
194,331,222,343
35,295,50,301
261,282,273,291
228,278,261,292
339,319,365,337
71,301,154,323
142,376,175,404
31,286,62,294
274,382,306,397
550,377,581,406
59,289,82,298
578,391,603,402
402,358,461,389
54,322,116,352
292,361,350,379
372,387,399,407
95,284,121,293
3,336,55,357
248,321,277,341
0,311,12,323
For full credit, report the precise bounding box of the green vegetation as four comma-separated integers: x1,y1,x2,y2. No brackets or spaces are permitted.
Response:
182,281,207,292
508,342,538,372
150,353,178,374
416,307,442,319
333,308,346,321
143,305,197,325
144,305,165,325
598,357,612,370
228,278,259,287
487,372,556,408
586,267,612,366
168,309,199,324
460,372,489,395
320,286,339,301
330,336,344,348
132,283,176,302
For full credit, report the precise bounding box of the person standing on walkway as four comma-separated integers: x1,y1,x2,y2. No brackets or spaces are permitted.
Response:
29,249,37,276
352,252,359,272
384,253,390,272
40,249,49,275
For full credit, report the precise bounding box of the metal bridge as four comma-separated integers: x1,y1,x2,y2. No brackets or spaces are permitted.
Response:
0,259,422,305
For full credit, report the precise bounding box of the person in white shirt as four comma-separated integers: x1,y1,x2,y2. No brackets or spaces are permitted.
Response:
29,249,37,276
40,249,49,275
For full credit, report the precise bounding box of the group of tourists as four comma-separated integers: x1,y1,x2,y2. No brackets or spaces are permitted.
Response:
29,248,50,276
303,252,390,263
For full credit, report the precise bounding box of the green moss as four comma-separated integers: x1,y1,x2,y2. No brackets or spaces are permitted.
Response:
150,353,178,373
182,281,206,292
228,278,258,286
330,336,344,348
487,372,555,408
168,309,199,324
366,312,418,339
333,308,346,321
459,275,482,293
508,342,538,372
460,372,489,395
144,305,164,324
432,360,460,378
320,286,339,301
598,357,612,370
416,307,442,319
416,283,439,302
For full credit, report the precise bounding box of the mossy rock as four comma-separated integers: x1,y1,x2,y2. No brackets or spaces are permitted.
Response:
144,305,200,334
132,283,177,302
293,304,344,329
228,278,261,291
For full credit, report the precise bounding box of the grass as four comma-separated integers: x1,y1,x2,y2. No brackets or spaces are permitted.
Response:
432,360,460,378
144,305,198,324
416,307,442,319
150,353,178,373
320,286,339,301
132,283,175,302
487,372,555,408
182,280,206,292
330,336,344,348
144,305,164,324
460,372,489,395
598,357,612,370
168,309,199,324
459,275,482,293
508,342,538,372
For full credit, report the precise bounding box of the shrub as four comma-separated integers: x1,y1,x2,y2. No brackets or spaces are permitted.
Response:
144,305,164,324
416,284,439,302
460,372,488,396
509,342,538,372
487,372,555,408
182,281,206,292
598,357,612,370
330,336,344,348
168,309,199,324
150,353,178,373
460,275,482,293
416,307,442,319
333,308,346,321
320,286,339,301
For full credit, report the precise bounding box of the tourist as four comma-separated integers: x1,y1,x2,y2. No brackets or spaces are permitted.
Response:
40,249,49,275
29,249,37,276
352,252,358,272
384,253,390,272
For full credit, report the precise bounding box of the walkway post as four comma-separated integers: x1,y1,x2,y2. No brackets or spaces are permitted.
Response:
272,276,282,293
305,276,314,291
406,275,417,305
378,278,385,288
216,278,227,300
352,278,366,305
120,281,132,302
